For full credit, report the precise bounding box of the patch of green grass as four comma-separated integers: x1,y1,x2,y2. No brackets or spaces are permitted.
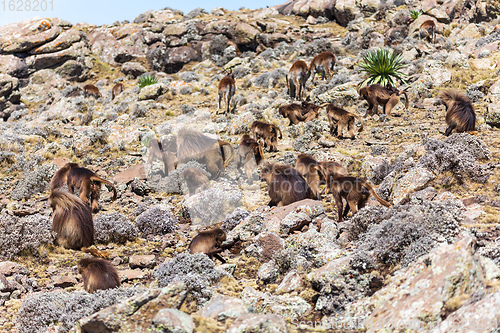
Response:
138,75,158,88
410,9,422,21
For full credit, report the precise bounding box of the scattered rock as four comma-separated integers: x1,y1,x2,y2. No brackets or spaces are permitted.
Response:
129,255,156,269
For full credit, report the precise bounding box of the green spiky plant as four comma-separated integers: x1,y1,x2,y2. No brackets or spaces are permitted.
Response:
138,75,158,88
359,49,408,87
410,9,422,21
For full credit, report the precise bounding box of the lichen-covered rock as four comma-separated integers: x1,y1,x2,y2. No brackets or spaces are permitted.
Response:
242,286,311,320
198,294,248,321
356,199,465,267
225,207,270,245
135,206,179,238
334,0,360,26
221,207,250,232
257,261,280,284
11,163,58,200
308,254,380,315
436,288,500,332
417,133,491,183
313,82,358,106
485,103,500,127
152,161,205,194
74,283,187,333
361,155,390,185
0,18,67,54
420,60,452,87
263,199,324,234
138,82,168,100
276,270,303,294
226,313,288,333
94,212,138,244
184,186,242,227
244,232,284,263
391,167,435,205
0,214,54,260
129,255,156,269
348,236,492,331
150,308,194,333
285,226,342,267
17,287,144,333
121,62,147,78
152,253,227,304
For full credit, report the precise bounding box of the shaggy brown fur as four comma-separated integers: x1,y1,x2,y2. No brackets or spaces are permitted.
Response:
236,134,265,184
323,103,364,139
182,167,210,195
279,101,320,125
309,51,336,83
317,161,348,195
49,190,94,250
189,228,227,263
111,83,124,100
65,167,117,213
50,162,80,190
176,128,234,179
329,176,391,222
260,162,310,207
251,121,282,152
78,258,120,293
359,84,409,116
218,72,236,115
295,154,322,199
83,84,102,99
287,60,310,100
147,138,177,176
419,20,436,43
438,90,476,136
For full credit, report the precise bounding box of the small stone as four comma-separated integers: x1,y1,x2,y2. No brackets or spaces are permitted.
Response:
276,270,303,294
119,269,146,282
198,294,248,320
129,255,156,269
0,261,30,276
151,308,194,333
51,276,78,288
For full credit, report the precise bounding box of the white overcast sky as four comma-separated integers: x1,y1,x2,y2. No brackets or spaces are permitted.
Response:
0,0,285,26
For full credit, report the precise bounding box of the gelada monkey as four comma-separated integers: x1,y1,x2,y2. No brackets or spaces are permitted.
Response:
295,154,322,199
438,90,476,136
329,176,391,222
51,163,117,213
182,167,210,195
176,128,234,179
236,134,265,184
323,103,364,139
358,84,409,117
278,101,321,126
147,138,177,176
317,160,348,195
419,20,436,43
218,72,236,115
309,51,336,83
51,162,79,190
78,257,120,293
251,121,282,152
111,83,124,100
287,60,310,100
260,162,310,207
83,84,102,99
69,168,117,213
49,190,94,250
189,227,227,263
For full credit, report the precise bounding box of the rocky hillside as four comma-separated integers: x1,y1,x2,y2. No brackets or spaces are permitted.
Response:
1,0,500,332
